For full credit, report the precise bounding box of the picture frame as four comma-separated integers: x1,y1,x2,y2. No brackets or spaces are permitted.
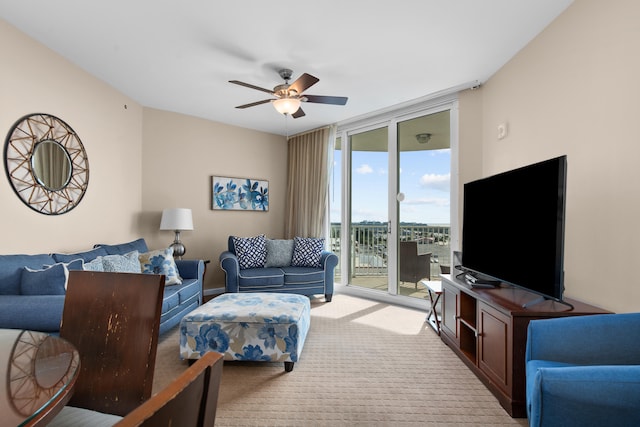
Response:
211,176,269,211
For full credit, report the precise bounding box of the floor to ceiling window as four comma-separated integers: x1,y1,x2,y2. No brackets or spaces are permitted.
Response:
330,96,457,309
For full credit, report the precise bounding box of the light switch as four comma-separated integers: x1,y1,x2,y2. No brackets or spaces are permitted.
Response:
497,123,508,140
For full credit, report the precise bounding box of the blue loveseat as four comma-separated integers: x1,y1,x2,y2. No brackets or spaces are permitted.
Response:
525,313,640,427
220,236,338,301
0,238,204,335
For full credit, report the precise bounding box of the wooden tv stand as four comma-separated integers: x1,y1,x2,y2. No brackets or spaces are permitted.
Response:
439,272,609,418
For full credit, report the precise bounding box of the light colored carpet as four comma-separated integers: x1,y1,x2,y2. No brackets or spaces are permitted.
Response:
153,294,528,426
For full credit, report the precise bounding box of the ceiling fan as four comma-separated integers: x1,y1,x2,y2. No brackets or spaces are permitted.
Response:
229,69,348,118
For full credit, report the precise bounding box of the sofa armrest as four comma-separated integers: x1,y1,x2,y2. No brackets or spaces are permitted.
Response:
219,251,239,293
528,365,640,427
320,250,338,269
526,313,640,365
175,259,205,282
321,251,338,296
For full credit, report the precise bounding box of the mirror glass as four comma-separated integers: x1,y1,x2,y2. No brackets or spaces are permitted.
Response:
31,140,72,191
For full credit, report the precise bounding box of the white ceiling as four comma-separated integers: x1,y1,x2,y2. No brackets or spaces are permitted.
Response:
0,0,573,136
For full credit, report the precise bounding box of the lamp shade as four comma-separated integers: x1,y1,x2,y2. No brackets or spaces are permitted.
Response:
160,208,193,231
273,97,301,115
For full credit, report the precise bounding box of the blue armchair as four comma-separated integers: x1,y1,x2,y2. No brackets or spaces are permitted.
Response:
525,313,640,427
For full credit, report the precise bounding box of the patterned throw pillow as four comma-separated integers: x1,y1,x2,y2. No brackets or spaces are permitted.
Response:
21,263,69,295
291,237,325,268
83,257,104,272
101,251,141,273
232,234,267,270
139,247,183,286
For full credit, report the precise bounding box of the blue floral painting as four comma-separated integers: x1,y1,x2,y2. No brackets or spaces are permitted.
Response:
212,176,269,211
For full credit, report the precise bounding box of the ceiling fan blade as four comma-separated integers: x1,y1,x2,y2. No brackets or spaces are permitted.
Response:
292,107,306,119
289,73,319,95
229,80,274,95
303,95,348,105
235,99,272,109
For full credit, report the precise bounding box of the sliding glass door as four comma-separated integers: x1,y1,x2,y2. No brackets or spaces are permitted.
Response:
349,126,389,292
396,111,451,297
331,103,454,306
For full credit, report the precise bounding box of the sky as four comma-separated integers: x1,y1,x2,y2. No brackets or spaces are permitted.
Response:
330,148,451,225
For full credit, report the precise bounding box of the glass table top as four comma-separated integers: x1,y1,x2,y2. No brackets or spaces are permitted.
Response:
0,329,80,426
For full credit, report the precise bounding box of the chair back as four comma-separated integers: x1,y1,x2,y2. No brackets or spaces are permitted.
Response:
60,270,165,416
114,352,224,427
399,240,431,283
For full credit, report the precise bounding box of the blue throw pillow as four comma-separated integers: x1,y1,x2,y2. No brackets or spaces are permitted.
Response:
101,251,141,273
52,247,108,263
264,239,294,267
139,247,182,285
291,237,325,268
94,238,149,255
21,263,69,295
44,258,84,271
232,234,267,269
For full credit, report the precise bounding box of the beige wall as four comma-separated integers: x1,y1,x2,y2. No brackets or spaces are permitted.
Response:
0,19,144,254
140,108,286,290
0,19,286,294
459,0,640,312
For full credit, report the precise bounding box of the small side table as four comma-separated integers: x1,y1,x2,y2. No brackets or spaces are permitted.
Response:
420,279,442,334
201,260,211,304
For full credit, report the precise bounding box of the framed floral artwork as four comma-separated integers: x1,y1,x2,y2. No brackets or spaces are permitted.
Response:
211,176,269,211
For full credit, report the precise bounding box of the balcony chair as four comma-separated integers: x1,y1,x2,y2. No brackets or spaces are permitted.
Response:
526,312,640,427
49,271,165,426
399,240,432,288
114,351,224,427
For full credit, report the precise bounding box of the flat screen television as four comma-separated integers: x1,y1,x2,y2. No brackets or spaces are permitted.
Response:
461,155,567,303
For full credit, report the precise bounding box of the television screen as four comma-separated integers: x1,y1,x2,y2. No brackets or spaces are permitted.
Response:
461,155,567,301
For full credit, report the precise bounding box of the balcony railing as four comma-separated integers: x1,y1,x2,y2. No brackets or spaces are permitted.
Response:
330,223,451,281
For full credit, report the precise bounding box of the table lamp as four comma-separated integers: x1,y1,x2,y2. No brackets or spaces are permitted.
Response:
160,208,193,259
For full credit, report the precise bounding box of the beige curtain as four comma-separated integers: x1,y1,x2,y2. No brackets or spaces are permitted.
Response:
284,127,331,239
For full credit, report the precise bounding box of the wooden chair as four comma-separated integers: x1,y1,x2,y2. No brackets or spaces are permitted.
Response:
114,351,224,427
399,240,432,288
59,270,165,416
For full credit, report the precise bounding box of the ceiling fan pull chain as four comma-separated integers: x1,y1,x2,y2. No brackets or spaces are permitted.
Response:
284,113,289,139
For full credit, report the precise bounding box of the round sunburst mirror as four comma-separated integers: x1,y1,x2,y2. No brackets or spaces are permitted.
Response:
4,113,89,215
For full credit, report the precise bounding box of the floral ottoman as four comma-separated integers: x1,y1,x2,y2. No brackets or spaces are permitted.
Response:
179,292,310,372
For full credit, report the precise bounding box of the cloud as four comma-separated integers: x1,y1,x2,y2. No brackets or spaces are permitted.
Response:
419,173,450,192
403,197,450,207
356,164,373,174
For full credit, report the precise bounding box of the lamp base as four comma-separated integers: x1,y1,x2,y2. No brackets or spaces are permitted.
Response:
170,231,186,260
169,242,186,260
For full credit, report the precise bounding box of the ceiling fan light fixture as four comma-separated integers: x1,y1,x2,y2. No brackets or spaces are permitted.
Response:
272,97,301,115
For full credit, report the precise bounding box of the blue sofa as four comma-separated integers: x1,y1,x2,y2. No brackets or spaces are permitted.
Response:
525,313,640,427
0,238,204,335
220,236,338,301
